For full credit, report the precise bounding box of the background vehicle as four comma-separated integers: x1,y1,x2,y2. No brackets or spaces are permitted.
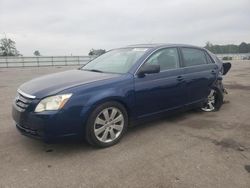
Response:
12,44,231,147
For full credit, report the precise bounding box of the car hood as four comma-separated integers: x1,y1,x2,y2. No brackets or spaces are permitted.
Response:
19,69,119,98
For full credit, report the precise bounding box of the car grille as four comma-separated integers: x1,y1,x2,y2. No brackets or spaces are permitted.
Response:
15,91,34,112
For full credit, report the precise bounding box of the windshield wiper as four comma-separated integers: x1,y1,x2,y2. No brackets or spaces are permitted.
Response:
83,69,103,73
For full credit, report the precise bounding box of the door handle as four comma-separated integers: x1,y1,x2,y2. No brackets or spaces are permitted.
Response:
211,70,216,74
177,76,184,81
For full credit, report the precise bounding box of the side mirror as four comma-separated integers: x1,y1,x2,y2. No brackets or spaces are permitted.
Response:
137,64,160,77
222,62,231,75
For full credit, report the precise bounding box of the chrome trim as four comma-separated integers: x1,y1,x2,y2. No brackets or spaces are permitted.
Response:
17,89,36,99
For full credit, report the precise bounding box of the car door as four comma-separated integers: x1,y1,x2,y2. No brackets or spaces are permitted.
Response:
180,47,218,105
134,47,187,118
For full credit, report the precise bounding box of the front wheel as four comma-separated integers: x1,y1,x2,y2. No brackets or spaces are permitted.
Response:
200,88,223,112
85,101,128,148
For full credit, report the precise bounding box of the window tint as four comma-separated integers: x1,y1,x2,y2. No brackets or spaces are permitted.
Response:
182,48,207,67
144,48,179,71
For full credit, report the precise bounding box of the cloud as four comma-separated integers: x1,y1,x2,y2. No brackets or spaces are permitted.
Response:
0,0,249,55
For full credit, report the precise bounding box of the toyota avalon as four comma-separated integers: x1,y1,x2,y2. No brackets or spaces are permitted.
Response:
12,44,231,147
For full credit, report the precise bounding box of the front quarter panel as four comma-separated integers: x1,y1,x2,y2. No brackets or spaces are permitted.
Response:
60,74,135,126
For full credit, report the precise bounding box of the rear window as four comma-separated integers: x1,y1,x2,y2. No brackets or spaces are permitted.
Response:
181,48,207,67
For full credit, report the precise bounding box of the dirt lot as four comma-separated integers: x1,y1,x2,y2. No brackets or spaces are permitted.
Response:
0,62,250,188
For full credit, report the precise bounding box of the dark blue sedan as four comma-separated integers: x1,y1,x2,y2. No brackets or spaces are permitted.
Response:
12,44,228,147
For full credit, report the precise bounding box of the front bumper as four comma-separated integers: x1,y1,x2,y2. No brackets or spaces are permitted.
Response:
12,103,85,142
16,123,43,140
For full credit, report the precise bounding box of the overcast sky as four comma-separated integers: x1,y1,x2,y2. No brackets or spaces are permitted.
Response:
0,0,249,56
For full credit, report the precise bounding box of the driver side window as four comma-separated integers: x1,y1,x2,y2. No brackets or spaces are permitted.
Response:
144,48,179,71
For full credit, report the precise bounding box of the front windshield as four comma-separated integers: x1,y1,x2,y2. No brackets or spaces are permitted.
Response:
82,48,148,74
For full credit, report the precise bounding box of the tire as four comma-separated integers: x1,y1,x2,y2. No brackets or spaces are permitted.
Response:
85,101,128,148
200,88,223,112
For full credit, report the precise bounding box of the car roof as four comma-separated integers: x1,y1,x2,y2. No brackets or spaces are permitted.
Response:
125,43,203,49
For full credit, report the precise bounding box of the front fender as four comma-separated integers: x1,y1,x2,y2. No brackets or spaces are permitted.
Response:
61,75,136,124
84,88,129,106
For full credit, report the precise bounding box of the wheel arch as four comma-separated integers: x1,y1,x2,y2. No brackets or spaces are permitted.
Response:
81,96,133,127
211,80,224,100
90,97,131,118
84,98,130,147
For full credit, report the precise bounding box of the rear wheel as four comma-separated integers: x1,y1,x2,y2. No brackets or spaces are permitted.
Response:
85,101,128,147
200,88,223,112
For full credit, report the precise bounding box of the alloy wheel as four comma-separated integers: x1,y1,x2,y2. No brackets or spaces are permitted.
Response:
94,107,124,143
201,89,216,112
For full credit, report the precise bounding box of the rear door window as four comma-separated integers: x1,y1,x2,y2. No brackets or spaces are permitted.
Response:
181,48,207,67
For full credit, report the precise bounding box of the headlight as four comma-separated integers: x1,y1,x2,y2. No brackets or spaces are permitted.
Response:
35,94,72,112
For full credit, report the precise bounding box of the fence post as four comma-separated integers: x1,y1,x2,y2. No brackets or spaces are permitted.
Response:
37,56,40,67
65,56,67,66
22,56,24,67
51,56,54,66
6,56,8,68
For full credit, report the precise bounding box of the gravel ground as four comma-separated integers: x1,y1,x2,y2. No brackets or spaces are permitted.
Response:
0,62,250,188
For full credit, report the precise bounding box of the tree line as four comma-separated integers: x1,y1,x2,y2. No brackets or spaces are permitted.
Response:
0,37,42,56
205,42,250,54
0,37,105,57
1,36,250,56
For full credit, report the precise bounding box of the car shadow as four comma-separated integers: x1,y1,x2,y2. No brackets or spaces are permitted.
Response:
128,110,195,132
20,110,199,155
